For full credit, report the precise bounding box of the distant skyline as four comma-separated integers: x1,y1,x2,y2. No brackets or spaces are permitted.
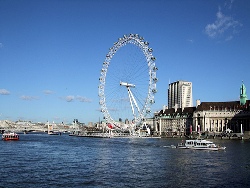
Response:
0,0,249,124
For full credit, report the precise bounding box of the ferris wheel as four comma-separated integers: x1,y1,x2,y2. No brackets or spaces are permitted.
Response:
98,34,158,129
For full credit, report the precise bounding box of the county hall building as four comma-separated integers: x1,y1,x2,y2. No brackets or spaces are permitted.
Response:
154,81,250,138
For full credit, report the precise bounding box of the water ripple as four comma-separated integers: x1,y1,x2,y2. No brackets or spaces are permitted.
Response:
0,134,250,188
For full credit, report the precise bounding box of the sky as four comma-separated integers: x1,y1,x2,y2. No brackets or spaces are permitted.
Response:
0,0,249,124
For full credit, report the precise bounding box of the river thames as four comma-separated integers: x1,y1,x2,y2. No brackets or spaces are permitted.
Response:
0,133,249,188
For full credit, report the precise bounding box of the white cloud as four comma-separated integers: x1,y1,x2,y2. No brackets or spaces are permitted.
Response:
225,35,233,41
43,90,54,95
0,89,10,95
107,108,118,112
187,39,194,43
20,95,38,101
0,43,3,48
76,95,92,103
224,0,234,10
205,8,242,40
60,95,92,103
65,95,74,102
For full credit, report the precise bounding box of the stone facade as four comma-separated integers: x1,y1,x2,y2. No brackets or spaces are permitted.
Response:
154,100,250,137
154,107,195,137
193,100,250,135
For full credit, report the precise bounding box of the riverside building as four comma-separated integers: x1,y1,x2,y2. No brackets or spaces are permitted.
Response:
155,81,250,138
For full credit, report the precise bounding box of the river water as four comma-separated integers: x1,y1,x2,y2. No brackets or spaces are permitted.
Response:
0,133,249,188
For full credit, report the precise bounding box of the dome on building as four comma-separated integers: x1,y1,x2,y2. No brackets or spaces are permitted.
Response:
240,81,248,105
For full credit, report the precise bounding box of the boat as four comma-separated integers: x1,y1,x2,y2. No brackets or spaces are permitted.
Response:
47,121,60,135
177,139,226,150
176,142,189,149
2,132,19,141
48,131,60,135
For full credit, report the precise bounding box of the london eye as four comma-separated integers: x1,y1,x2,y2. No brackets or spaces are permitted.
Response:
98,34,158,132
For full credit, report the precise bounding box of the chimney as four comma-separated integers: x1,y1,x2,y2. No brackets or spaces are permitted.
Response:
163,105,168,111
196,99,201,108
174,104,177,112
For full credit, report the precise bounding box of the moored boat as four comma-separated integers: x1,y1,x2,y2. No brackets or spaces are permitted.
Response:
48,131,60,135
176,142,189,149
2,132,19,141
177,139,226,150
47,121,60,135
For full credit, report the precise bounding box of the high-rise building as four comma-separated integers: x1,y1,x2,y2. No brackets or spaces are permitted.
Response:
168,80,193,109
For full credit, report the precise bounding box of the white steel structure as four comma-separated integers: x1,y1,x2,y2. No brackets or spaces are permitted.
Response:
168,80,193,109
98,34,158,130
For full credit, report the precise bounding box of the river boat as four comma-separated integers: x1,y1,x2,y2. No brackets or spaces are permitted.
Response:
48,131,60,135
176,142,189,149
47,121,61,135
177,139,226,151
2,132,19,141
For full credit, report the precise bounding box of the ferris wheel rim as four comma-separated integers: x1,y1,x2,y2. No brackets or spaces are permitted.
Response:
98,33,157,127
